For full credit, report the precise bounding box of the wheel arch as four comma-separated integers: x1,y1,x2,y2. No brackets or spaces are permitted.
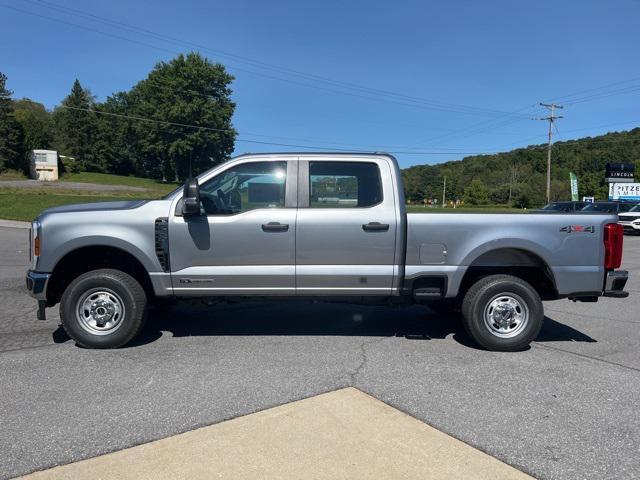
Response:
458,247,558,301
47,245,155,306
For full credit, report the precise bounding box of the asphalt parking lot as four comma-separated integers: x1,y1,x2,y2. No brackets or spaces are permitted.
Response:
1,225,639,480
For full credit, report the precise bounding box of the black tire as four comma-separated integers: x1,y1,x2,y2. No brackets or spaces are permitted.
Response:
461,274,543,351
59,269,147,349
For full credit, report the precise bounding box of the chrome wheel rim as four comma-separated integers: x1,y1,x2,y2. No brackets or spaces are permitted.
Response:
483,293,529,338
76,288,125,335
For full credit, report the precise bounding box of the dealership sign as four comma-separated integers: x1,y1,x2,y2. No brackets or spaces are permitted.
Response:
609,183,640,201
605,162,635,183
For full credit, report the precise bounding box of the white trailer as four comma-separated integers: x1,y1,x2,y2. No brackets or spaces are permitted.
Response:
29,150,59,181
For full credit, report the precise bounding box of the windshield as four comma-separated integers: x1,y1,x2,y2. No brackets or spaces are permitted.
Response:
629,204,640,212
541,203,568,211
619,203,638,212
581,203,617,212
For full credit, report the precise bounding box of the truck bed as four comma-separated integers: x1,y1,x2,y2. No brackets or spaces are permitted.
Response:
405,212,616,298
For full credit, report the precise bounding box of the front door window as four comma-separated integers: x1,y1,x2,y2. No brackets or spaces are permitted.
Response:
200,161,287,215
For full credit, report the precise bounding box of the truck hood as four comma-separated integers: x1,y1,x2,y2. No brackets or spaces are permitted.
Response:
40,200,147,215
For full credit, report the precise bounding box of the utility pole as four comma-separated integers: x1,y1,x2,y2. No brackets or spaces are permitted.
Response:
442,176,446,207
538,102,563,203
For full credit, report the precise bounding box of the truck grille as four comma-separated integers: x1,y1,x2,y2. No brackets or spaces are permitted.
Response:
154,217,170,272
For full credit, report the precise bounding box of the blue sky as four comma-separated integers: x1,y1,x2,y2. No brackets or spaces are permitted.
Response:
1,0,639,168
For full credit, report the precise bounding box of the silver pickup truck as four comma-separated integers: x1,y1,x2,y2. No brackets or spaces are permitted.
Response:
26,153,629,351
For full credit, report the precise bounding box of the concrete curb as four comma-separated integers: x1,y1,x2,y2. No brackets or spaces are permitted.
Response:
0,219,30,229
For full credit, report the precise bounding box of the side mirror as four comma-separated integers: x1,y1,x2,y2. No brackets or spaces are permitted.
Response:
181,178,202,216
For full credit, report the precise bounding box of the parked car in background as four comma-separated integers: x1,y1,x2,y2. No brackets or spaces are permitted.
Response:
579,202,639,214
618,204,640,234
533,201,587,213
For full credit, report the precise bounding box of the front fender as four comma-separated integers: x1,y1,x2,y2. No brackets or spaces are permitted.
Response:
34,201,172,272
44,235,160,273
36,222,162,272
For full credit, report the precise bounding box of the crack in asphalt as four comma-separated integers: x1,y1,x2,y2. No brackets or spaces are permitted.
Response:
347,337,390,384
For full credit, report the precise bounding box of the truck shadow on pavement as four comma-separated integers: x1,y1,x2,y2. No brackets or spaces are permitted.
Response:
53,301,596,349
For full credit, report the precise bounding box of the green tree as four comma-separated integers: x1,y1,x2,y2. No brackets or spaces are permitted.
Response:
0,72,24,172
489,184,510,204
13,98,53,155
52,79,99,172
93,92,138,175
513,190,532,209
463,178,489,205
128,52,236,180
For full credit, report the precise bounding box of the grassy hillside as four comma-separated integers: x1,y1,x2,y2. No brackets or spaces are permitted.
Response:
403,127,640,207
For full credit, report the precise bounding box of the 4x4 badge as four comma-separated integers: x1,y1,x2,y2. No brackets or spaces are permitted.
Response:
560,225,595,233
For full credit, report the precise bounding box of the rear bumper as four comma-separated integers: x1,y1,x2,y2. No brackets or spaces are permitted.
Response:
26,270,50,301
603,270,629,298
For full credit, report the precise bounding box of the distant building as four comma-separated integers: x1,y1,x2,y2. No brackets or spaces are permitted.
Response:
29,150,59,181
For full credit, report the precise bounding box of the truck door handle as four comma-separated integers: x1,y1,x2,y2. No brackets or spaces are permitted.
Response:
262,222,289,232
362,222,389,232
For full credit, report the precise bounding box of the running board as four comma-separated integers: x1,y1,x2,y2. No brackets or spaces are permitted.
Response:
413,287,443,301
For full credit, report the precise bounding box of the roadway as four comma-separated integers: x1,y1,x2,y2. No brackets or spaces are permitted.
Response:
1,225,639,479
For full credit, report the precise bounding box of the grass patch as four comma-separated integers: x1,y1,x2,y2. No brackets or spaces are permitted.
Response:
60,172,177,194
0,172,178,221
0,170,28,181
0,190,154,222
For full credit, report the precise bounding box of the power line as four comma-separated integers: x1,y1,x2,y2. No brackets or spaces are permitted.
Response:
7,1,640,159
503,132,640,151
119,75,542,151
496,120,640,149
549,76,640,103
553,122,562,142
63,104,498,152
60,105,640,159
59,106,500,155
563,85,640,106
561,119,640,134
407,104,543,150
8,0,534,119
387,74,640,148
10,0,640,153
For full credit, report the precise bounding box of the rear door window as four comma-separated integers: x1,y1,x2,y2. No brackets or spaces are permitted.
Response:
308,161,382,208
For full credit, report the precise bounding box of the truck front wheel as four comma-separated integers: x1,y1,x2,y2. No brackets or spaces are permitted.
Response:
59,269,147,349
461,274,543,351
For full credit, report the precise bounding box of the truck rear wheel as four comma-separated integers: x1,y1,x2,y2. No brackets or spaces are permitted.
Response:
60,269,147,349
461,274,543,351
